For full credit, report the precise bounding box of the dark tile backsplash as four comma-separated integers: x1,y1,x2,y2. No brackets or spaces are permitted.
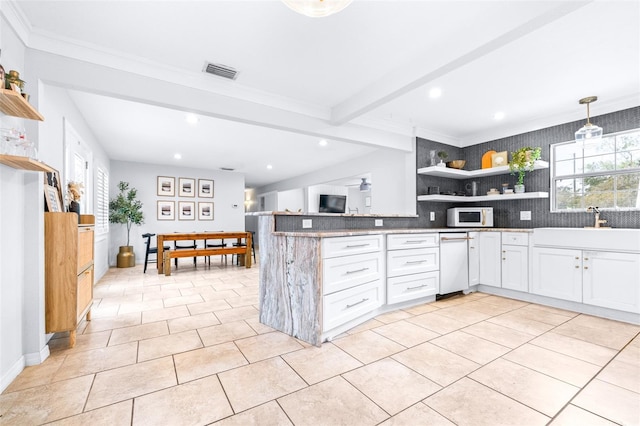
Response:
275,106,639,232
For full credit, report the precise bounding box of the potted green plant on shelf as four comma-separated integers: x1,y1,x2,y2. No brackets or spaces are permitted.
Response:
437,150,448,167
109,181,144,268
509,146,542,193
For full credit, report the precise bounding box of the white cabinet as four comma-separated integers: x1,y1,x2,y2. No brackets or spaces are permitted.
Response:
386,233,439,304
531,247,583,302
468,232,480,286
501,232,529,292
479,232,501,287
583,251,640,313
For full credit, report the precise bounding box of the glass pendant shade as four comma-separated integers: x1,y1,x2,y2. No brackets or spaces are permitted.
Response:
282,0,353,17
575,96,603,148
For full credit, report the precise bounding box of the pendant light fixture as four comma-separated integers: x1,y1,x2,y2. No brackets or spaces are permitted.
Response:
359,178,371,192
282,0,353,18
575,96,603,148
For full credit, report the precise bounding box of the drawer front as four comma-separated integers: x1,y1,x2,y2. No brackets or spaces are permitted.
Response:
387,272,438,305
322,235,383,259
77,266,93,319
501,232,528,247
387,233,439,250
387,247,439,278
323,280,384,331
78,227,94,273
323,251,383,295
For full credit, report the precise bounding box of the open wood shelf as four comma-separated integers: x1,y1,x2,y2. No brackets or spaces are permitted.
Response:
417,160,549,179
0,88,44,121
0,154,54,172
417,191,549,202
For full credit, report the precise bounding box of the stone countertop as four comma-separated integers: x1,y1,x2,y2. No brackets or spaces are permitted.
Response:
272,228,533,237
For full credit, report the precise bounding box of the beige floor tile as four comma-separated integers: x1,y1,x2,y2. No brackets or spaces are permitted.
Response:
530,332,618,366
470,358,579,416
0,375,93,424
186,298,233,315
375,310,413,324
424,377,549,426
201,289,246,301
597,358,640,393
54,342,138,381
49,330,112,355
379,402,455,426
392,342,479,386
232,285,262,296
345,318,385,334
434,306,492,324
47,400,133,426
502,306,574,326
167,312,220,333
98,293,143,306
85,356,177,411
213,305,259,323
140,289,182,301
137,330,203,362
343,358,441,415
476,295,530,310
406,312,468,334
218,357,306,413
431,331,510,365
332,330,405,364
197,320,257,346
457,300,515,316
160,281,195,291
162,293,205,308
372,320,440,347
430,294,472,308
82,312,142,334
402,303,440,315
174,342,248,384
553,315,640,350
616,341,640,364
245,316,275,334
462,320,534,348
225,294,260,307
550,404,618,426
3,355,66,393
141,305,190,324
213,401,293,426
108,321,169,346
117,299,165,315
573,379,640,425
234,331,304,363
278,376,389,426
88,303,121,319
281,342,362,385
517,303,579,319
132,375,232,425
504,343,601,387
487,311,555,336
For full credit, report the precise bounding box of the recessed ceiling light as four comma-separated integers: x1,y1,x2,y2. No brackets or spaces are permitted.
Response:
428,88,442,99
266,164,273,170
174,153,182,160
185,114,199,124
494,111,505,120
319,139,328,146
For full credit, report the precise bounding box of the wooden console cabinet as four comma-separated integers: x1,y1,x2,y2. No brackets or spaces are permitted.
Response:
44,213,95,347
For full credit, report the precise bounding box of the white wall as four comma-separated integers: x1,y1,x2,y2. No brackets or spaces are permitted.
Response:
277,188,305,212
110,161,245,266
307,184,348,213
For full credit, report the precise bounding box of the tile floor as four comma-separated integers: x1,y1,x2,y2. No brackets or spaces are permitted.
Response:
1,257,639,425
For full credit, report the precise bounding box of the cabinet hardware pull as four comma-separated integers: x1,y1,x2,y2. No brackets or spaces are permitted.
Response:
407,284,428,290
346,243,370,248
502,258,506,260
405,240,426,244
584,257,589,261
346,298,369,308
584,266,589,270
405,260,426,264
575,265,579,268
441,237,471,241
470,247,475,249
575,257,580,260
502,250,506,253
345,267,369,274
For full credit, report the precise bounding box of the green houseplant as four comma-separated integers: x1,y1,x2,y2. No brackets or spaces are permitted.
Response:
508,146,542,193
109,181,144,268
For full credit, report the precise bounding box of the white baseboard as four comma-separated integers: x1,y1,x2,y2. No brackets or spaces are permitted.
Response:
24,344,50,366
1,356,25,393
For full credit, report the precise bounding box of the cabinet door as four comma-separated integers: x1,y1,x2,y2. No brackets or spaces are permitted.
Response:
531,247,582,302
323,251,384,295
468,232,480,286
387,247,439,278
583,251,640,313
77,227,94,273
387,272,438,304
323,280,384,331
479,232,501,287
502,245,528,292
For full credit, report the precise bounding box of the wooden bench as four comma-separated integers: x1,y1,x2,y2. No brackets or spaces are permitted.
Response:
162,245,251,275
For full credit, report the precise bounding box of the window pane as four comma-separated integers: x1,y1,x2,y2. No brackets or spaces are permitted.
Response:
555,158,582,176
617,133,640,151
616,172,640,208
616,149,640,169
584,153,615,173
555,178,583,210
555,143,580,161
583,174,614,208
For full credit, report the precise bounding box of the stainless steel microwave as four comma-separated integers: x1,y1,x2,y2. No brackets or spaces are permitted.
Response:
447,207,494,227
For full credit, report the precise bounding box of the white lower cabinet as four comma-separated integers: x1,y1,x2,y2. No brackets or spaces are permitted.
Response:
387,272,439,305
531,247,583,302
386,233,439,304
323,279,384,331
468,232,480,286
583,251,640,313
501,232,529,292
479,232,501,287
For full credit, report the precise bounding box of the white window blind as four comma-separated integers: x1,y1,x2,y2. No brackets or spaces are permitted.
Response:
96,167,109,234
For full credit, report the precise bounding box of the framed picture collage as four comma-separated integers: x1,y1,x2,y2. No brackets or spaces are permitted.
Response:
156,176,214,221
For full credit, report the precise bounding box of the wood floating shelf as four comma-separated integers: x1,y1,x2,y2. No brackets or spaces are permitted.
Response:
0,88,44,121
417,160,549,179
417,191,549,202
0,154,54,173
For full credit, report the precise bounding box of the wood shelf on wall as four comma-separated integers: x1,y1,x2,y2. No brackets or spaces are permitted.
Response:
0,88,45,121
0,154,54,173
417,191,549,203
417,160,549,179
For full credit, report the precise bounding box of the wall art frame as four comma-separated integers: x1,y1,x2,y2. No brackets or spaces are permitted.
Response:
157,201,175,220
178,201,196,220
198,202,214,220
179,177,196,197
157,176,175,197
198,179,214,198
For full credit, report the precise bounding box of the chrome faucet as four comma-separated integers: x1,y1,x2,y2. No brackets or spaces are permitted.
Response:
586,206,607,228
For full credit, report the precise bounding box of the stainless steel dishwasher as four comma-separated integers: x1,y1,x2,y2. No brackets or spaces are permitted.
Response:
439,233,470,295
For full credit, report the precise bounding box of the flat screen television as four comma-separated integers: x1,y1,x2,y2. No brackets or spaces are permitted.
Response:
319,194,347,213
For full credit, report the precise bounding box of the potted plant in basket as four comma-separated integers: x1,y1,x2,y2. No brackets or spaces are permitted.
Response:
508,146,542,193
109,181,144,268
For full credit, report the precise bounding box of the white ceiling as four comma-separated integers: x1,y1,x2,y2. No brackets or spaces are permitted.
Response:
6,0,640,187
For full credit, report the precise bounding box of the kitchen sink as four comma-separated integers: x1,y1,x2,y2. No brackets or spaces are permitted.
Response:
533,227,640,252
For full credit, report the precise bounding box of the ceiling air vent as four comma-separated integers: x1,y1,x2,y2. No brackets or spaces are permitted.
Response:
220,167,235,171
203,62,238,80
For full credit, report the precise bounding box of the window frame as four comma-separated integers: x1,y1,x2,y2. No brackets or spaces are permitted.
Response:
95,166,109,235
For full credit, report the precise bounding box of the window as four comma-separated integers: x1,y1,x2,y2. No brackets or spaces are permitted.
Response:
96,167,109,234
551,129,640,211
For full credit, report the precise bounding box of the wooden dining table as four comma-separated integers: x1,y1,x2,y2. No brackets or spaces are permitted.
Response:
157,231,252,274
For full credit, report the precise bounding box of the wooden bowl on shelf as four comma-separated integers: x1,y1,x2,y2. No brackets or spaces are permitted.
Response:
446,160,466,169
